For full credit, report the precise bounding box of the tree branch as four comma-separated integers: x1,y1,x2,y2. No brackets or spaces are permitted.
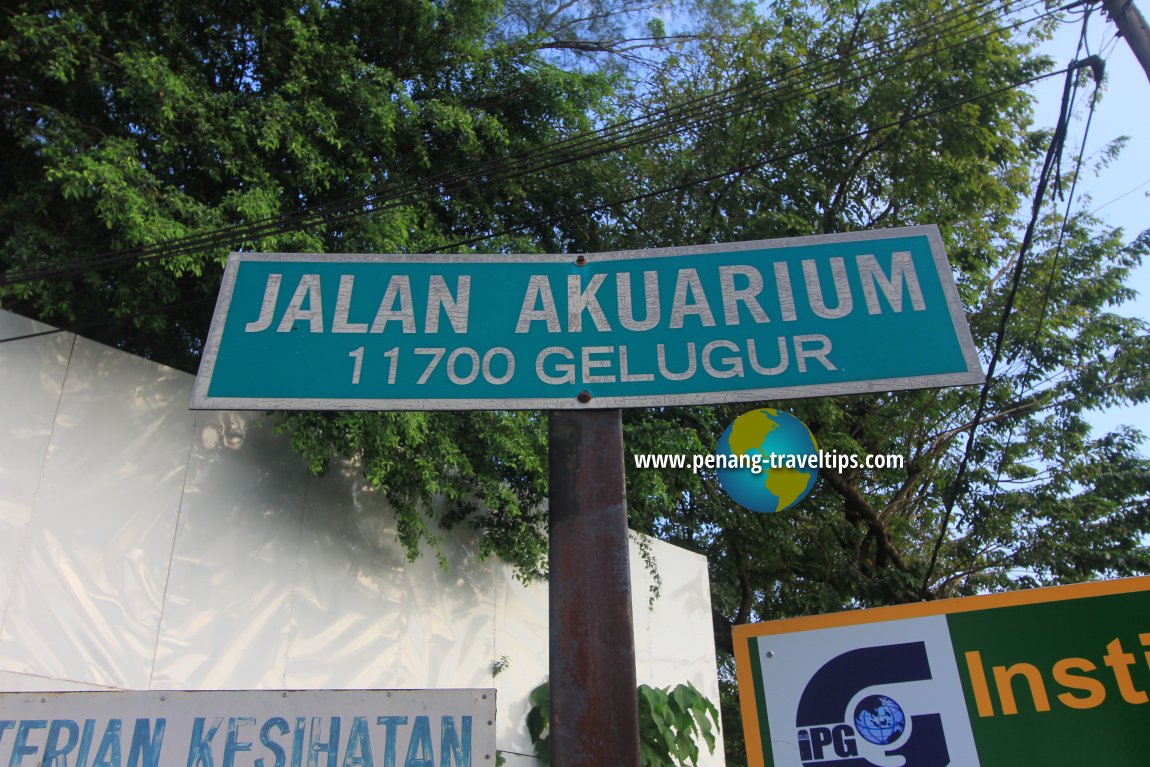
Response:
533,34,699,55
820,467,909,573
924,396,1047,458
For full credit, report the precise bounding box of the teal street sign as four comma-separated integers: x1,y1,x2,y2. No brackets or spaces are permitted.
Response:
190,225,983,410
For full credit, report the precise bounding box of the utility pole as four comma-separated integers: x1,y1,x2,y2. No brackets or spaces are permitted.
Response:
548,408,642,767
1102,0,1150,84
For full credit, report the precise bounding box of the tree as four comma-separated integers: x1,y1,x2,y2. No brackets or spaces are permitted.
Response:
3,2,1148,764
587,2,1150,761
1,0,612,368
602,0,1150,611
488,0,749,87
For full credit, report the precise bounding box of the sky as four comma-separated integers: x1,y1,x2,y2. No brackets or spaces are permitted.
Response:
1028,10,1149,439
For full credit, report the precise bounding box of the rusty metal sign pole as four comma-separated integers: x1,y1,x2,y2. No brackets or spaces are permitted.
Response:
548,407,642,767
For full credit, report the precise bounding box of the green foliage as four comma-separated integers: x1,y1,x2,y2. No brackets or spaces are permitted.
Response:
638,683,720,767
272,409,551,577
526,680,720,767
525,680,550,758
1,0,612,370
596,0,1150,621
4,3,1149,763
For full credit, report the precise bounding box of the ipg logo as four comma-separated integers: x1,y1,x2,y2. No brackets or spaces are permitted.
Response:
795,642,950,767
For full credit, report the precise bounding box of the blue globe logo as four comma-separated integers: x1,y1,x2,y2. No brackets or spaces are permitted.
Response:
715,408,818,513
853,695,906,746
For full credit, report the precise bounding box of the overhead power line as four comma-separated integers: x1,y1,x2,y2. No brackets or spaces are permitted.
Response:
0,0,1072,289
0,297,214,345
433,65,1074,252
0,0,1057,283
920,41,1105,594
0,62,1074,347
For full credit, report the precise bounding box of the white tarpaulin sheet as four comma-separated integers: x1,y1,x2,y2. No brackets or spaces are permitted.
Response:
0,309,723,766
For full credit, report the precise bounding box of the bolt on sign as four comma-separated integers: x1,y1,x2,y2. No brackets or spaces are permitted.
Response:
0,689,494,767
190,225,982,410
732,576,1150,767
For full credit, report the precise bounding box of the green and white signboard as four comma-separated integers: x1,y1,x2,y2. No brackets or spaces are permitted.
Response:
734,576,1150,767
191,225,982,410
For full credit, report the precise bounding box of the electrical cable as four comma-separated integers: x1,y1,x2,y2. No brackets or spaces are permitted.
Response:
0,62,1074,346
919,38,1103,595
14,2,1045,279
430,65,1072,252
0,2,1084,336
0,0,1065,287
980,8,1101,565
0,297,215,344
1091,175,1150,213
0,2,1092,358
